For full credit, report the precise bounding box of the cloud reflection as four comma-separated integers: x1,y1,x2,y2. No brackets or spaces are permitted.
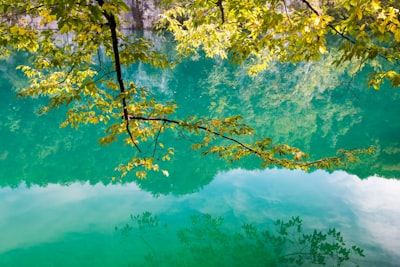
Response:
195,169,400,264
0,169,399,266
0,182,175,254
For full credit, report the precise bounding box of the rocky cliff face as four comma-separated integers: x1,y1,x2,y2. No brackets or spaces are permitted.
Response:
123,0,161,29
120,0,326,30
7,1,162,30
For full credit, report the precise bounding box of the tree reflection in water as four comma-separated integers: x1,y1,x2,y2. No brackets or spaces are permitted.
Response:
116,212,365,267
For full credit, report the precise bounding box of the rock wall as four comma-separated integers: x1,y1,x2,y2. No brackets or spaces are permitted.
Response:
120,0,329,30
123,0,162,29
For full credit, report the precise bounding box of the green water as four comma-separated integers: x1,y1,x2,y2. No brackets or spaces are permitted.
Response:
0,52,400,266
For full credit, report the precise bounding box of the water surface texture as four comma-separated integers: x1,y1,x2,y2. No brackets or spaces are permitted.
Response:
0,53,399,266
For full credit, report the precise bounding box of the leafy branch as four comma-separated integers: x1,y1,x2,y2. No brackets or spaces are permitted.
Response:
113,113,374,179
300,0,354,43
159,0,399,88
300,0,394,62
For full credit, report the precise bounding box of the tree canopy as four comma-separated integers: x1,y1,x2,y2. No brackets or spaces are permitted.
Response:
1,0,397,179
159,0,400,86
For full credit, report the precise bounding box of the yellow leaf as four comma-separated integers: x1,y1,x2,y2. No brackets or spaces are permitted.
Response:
60,24,70,34
162,155,171,161
314,17,320,26
319,45,327,54
395,29,400,42
371,0,381,11
10,26,25,35
135,171,147,179
356,9,362,20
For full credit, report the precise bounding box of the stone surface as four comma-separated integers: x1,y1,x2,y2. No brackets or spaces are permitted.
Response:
122,0,161,29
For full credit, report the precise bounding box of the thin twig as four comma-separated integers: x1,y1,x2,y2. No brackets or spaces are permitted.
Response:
58,65,75,84
152,121,166,158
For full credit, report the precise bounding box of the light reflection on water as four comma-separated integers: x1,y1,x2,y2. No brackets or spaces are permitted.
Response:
1,168,399,266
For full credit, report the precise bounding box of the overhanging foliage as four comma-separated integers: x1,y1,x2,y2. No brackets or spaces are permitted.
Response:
1,0,396,179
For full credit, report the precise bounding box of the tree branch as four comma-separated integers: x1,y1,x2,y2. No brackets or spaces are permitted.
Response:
127,115,258,154
96,0,141,152
126,115,363,169
300,0,394,63
215,0,225,24
300,0,355,44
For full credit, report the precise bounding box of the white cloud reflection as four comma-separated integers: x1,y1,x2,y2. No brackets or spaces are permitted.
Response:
194,169,400,264
0,182,176,254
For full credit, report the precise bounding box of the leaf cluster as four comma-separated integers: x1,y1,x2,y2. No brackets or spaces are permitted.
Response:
159,0,400,87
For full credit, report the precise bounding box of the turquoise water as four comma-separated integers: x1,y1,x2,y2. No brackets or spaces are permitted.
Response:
0,53,400,266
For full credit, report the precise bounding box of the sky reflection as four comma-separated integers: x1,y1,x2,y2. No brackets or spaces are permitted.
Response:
0,169,399,266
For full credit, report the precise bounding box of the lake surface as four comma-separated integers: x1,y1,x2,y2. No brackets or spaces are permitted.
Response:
0,52,399,266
